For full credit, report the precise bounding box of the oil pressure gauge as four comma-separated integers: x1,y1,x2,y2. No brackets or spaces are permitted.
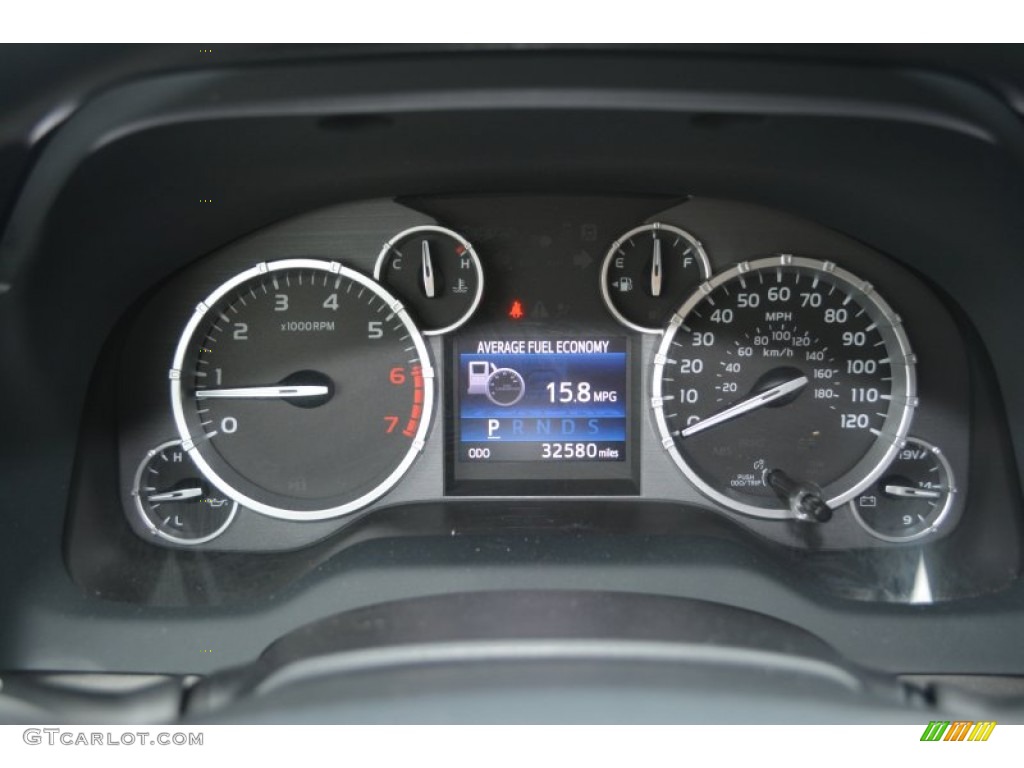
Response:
850,437,956,542
375,225,484,334
132,440,237,545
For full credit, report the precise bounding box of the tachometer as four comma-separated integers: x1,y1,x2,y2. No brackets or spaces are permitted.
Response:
652,255,916,519
170,259,434,521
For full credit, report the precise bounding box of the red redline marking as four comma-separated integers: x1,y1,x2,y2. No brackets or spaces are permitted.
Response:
402,365,426,437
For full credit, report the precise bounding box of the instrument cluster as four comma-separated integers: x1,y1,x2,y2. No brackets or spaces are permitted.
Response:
116,195,970,552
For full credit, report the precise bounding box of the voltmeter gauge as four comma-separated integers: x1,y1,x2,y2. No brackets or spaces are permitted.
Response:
132,440,237,545
600,223,711,333
850,437,956,542
375,225,484,335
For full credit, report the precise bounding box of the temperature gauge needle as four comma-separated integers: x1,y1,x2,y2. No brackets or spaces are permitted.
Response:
650,236,663,297
147,487,203,502
680,375,809,438
884,485,943,499
421,239,436,299
195,385,329,400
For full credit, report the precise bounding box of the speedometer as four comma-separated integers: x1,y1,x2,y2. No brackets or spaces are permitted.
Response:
652,255,916,519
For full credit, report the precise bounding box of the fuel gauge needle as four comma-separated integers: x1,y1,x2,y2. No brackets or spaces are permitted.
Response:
650,236,663,297
680,375,809,438
421,239,436,298
147,487,203,502
883,485,943,499
195,385,329,400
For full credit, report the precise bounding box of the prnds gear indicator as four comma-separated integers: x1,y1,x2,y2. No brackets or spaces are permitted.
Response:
456,337,628,463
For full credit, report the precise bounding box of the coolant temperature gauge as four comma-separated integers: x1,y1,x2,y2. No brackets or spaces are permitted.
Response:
375,225,484,335
850,437,956,542
132,440,237,545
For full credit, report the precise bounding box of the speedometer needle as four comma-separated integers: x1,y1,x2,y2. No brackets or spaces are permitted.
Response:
650,236,663,297
679,375,809,438
195,385,329,400
421,239,436,299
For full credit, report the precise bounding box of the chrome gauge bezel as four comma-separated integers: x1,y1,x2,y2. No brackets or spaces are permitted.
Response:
849,437,957,543
599,222,712,334
131,439,238,545
651,255,918,520
374,225,484,336
169,258,435,522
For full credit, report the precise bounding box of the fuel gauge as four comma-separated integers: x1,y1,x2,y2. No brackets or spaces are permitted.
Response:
132,440,237,545
850,438,956,542
600,222,710,333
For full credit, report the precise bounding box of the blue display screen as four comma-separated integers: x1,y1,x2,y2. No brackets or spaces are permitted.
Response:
457,337,628,462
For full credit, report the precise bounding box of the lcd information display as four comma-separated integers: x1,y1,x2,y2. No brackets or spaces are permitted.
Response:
456,337,628,463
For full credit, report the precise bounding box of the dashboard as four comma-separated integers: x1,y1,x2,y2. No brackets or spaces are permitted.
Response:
109,194,969,554
3,45,1024,722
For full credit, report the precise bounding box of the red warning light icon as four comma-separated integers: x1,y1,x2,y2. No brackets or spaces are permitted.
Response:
508,300,525,320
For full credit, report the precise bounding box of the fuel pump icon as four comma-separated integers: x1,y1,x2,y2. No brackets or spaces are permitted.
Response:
467,361,494,395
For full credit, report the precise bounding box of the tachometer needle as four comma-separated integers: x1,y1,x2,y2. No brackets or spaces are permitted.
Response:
195,385,329,400
650,236,663,297
883,485,942,499
421,239,436,299
680,375,809,438
147,487,203,502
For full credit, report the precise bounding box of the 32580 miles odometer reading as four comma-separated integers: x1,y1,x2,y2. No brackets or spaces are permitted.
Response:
652,256,916,519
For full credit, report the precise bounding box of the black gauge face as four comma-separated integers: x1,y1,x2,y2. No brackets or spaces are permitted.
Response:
132,440,236,544
170,260,434,520
375,225,484,334
653,256,916,519
851,438,955,541
601,223,710,332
